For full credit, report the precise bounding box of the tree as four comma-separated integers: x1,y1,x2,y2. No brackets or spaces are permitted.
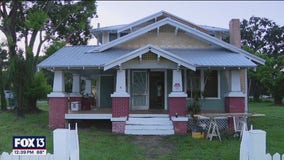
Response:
0,44,8,110
257,54,284,105
0,1,97,116
241,17,284,105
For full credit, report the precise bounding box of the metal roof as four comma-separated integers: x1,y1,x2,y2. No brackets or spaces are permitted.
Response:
166,48,257,68
37,46,132,69
37,45,257,70
89,18,265,65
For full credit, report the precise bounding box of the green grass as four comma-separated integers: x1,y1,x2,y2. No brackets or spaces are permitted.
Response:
0,101,283,159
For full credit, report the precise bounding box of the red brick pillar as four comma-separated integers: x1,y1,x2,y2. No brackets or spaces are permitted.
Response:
111,97,129,134
111,70,129,134
169,96,187,117
225,70,245,130
168,70,188,134
225,96,245,130
48,95,68,129
48,70,68,129
169,93,188,134
172,117,189,134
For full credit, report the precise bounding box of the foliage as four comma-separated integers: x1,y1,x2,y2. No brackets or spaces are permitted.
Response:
241,16,284,105
188,91,201,125
24,72,52,112
8,50,29,117
255,54,284,105
0,1,96,116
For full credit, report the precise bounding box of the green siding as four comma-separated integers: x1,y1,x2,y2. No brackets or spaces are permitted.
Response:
100,76,115,108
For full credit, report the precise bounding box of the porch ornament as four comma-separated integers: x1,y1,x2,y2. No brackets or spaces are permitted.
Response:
173,83,181,91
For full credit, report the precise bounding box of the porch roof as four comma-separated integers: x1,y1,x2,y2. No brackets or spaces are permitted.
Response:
167,48,257,68
37,45,257,70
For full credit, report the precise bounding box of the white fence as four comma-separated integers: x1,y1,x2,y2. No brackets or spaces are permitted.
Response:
240,128,284,160
1,124,79,160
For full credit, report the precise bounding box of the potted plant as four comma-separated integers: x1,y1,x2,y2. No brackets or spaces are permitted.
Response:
188,91,205,139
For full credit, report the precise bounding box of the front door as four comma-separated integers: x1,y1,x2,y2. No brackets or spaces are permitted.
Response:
149,71,165,109
131,70,149,110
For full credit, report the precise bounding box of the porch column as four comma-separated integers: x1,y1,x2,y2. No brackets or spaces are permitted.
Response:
225,69,245,129
111,69,129,134
84,79,93,96
82,79,92,110
70,73,82,99
48,70,68,129
169,69,188,134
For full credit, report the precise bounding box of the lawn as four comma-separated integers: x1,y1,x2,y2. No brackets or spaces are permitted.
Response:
0,101,283,160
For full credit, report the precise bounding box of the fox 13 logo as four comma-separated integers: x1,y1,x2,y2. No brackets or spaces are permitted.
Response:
12,136,46,155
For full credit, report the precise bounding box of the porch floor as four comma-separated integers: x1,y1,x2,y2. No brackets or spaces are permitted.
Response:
65,107,169,120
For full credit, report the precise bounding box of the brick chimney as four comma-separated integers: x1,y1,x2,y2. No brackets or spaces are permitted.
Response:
229,19,241,48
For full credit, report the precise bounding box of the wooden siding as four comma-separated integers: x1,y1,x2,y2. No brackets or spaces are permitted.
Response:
118,29,211,49
240,69,246,94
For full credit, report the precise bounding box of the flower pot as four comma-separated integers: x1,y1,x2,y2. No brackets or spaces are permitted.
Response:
191,125,205,139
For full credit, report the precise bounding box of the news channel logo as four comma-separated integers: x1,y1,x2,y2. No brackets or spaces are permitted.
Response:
12,136,46,155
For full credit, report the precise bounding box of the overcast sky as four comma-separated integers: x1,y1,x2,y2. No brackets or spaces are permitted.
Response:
94,1,284,29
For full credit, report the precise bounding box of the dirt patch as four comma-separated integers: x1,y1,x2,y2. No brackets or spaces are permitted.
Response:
131,136,175,159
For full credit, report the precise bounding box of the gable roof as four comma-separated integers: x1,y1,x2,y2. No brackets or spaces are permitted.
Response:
103,44,196,71
116,10,208,34
89,17,265,65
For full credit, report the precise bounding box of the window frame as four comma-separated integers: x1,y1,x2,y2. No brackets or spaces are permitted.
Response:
184,69,220,99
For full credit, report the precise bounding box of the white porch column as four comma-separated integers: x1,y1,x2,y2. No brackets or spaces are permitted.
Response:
70,74,81,97
84,79,93,96
48,70,66,97
227,70,245,97
111,69,129,97
169,70,187,97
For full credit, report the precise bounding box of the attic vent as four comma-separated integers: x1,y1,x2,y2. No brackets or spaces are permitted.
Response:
142,52,157,61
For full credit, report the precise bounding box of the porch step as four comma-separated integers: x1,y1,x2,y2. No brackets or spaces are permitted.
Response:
125,114,174,135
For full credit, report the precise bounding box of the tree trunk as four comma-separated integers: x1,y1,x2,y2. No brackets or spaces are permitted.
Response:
26,98,40,113
0,70,7,110
16,83,24,118
251,79,261,102
273,95,283,106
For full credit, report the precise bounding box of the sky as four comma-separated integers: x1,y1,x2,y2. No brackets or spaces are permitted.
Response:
93,1,284,30
1,1,284,51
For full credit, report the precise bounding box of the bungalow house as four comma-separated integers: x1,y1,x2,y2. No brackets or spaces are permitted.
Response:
37,11,265,135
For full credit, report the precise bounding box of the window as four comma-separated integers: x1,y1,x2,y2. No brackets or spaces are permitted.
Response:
109,33,117,42
186,70,201,98
186,70,219,98
204,70,218,98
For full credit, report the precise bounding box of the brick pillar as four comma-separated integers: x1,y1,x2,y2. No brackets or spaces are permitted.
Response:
225,70,245,130
112,97,129,117
169,70,188,134
111,69,129,134
172,117,189,134
48,97,68,129
48,70,68,129
169,96,187,117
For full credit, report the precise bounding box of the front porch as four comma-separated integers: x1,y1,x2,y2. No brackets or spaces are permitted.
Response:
45,47,248,135
65,108,169,120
